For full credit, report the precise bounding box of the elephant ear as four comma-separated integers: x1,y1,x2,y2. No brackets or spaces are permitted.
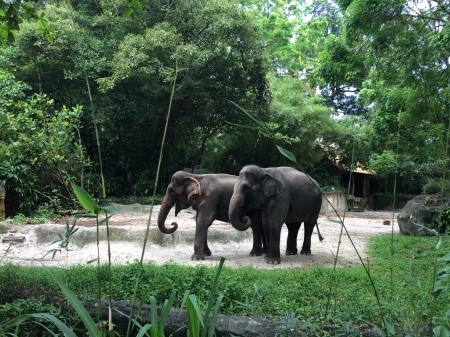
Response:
262,174,279,197
185,176,202,201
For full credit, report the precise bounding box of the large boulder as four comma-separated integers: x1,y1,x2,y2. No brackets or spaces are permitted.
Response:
397,195,449,235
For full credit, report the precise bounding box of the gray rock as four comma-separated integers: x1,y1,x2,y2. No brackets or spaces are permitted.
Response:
82,299,386,337
83,299,279,337
397,195,449,235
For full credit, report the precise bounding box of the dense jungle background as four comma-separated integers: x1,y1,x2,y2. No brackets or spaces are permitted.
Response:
1,0,449,216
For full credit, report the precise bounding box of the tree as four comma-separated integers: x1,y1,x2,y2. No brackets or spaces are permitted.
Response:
3,0,270,195
338,0,450,188
0,0,52,43
0,69,87,215
99,0,270,179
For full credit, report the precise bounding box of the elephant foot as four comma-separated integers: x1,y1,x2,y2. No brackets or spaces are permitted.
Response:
249,249,263,256
266,258,281,264
285,248,298,255
300,249,311,255
204,250,212,256
191,253,205,260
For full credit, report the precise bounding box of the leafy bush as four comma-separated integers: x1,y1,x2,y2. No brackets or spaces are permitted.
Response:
422,179,450,196
0,298,65,337
0,69,90,216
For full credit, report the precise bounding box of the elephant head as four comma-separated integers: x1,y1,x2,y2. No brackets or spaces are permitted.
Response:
157,172,201,234
229,165,280,231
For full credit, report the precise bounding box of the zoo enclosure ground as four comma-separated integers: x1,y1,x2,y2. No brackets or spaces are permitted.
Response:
0,204,398,269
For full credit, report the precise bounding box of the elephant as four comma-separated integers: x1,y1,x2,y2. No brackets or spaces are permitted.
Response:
228,165,323,264
157,171,266,260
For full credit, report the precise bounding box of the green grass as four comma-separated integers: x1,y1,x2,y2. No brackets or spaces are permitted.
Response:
1,233,448,331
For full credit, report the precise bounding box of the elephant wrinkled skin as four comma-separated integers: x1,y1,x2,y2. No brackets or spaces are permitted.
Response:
228,165,323,264
157,171,265,260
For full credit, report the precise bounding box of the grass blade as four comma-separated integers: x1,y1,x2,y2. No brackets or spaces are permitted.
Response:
202,257,225,337
28,313,78,337
187,295,202,337
44,266,101,337
159,289,177,334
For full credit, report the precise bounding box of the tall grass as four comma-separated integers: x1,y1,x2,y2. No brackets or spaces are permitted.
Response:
1,234,448,333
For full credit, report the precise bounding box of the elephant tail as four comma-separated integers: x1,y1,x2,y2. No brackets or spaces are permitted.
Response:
316,223,324,242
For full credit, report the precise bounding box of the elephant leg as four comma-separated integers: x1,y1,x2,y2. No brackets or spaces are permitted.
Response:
300,222,315,255
192,213,214,260
249,211,265,256
203,234,212,256
264,215,283,264
285,222,301,255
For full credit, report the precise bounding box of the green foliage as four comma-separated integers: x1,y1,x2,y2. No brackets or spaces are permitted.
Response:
2,0,271,193
369,150,397,177
0,298,64,337
423,180,450,197
0,69,89,215
12,213,26,225
2,232,450,335
43,219,79,260
437,207,450,233
0,1,53,44
338,0,450,194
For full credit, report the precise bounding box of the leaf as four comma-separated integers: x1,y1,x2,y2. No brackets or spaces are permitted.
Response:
71,183,100,213
73,213,98,219
276,145,296,162
202,257,225,337
44,266,101,337
99,205,117,213
187,295,202,337
123,8,134,17
135,324,153,337
28,313,77,337
382,317,396,336
159,289,177,335
225,121,265,132
85,258,99,265
433,325,450,337
229,101,265,129
98,214,114,226
326,219,344,225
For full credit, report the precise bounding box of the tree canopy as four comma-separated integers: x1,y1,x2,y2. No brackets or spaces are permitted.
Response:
1,0,449,214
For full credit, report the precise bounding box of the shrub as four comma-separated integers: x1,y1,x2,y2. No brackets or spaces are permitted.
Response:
422,179,450,196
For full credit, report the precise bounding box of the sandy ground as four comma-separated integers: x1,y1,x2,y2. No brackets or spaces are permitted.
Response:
0,204,399,269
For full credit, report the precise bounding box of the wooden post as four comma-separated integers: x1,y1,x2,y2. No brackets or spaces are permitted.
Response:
0,186,5,219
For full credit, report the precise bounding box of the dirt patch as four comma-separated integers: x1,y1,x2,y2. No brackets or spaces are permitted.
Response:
0,205,399,269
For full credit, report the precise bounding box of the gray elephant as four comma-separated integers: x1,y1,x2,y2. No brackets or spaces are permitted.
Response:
228,165,323,264
157,171,266,260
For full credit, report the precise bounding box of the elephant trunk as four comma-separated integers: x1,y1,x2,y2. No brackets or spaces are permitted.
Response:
157,193,178,234
228,191,251,231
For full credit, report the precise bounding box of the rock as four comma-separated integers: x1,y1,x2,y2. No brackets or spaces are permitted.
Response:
83,299,280,337
82,299,385,337
1,233,25,242
397,195,449,235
